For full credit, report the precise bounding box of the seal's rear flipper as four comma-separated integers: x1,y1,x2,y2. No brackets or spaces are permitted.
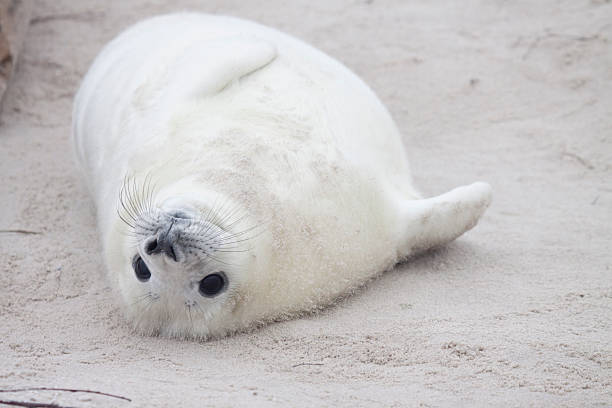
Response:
165,37,277,105
398,182,492,257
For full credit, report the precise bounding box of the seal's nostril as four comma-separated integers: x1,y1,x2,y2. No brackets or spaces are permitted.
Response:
145,239,158,255
148,233,178,261
166,244,177,262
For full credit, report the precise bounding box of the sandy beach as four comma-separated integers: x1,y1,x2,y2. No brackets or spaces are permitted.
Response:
1,1,610,406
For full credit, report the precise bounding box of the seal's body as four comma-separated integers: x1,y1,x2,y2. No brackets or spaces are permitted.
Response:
73,13,491,339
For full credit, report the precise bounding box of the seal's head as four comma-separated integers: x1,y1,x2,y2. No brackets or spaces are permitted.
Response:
107,176,259,339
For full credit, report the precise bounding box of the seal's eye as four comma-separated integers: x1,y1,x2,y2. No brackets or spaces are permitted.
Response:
133,256,151,282
199,273,226,297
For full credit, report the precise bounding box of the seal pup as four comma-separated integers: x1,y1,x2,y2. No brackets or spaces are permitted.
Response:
72,13,492,339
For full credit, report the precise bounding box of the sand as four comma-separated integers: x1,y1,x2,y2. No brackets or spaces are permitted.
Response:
1,1,610,407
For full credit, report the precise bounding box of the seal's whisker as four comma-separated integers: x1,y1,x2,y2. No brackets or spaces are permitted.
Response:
186,245,221,269
118,179,138,224
144,173,158,215
119,230,146,243
121,177,142,226
186,304,194,331
203,253,237,267
214,224,264,241
119,228,141,236
134,177,144,217
203,195,223,223
116,173,162,239
204,197,244,236
130,292,153,307
141,172,151,214
215,229,264,242
117,211,136,229
136,224,156,233
210,242,250,249
192,303,206,320
139,299,155,319
194,302,210,321
207,239,253,249
140,293,160,317
207,197,231,225
198,196,228,237
130,177,144,220
214,203,243,229
121,177,135,216
203,222,266,247
185,241,232,265
193,233,257,256
139,174,153,218
220,208,251,236
131,179,145,222
201,225,245,245
215,248,251,253
214,235,258,245
219,213,250,234
118,206,136,229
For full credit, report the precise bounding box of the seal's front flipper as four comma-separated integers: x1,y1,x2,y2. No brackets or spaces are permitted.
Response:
398,182,492,257
165,37,277,104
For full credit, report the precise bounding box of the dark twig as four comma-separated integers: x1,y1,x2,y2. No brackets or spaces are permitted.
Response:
291,363,324,368
0,387,131,402
561,151,595,170
30,12,105,25
0,230,42,235
0,399,77,408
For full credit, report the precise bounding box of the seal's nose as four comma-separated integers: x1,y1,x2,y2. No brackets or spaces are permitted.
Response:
145,224,178,262
143,209,194,262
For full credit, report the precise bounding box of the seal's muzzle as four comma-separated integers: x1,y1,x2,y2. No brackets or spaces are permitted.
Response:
144,213,193,262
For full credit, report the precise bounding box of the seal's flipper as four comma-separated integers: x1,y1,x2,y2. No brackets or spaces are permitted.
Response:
399,182,492,257
165,37,277,104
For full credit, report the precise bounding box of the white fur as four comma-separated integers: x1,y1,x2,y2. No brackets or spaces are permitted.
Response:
72,13,492,339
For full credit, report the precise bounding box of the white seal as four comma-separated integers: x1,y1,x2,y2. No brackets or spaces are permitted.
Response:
72,13,492,339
